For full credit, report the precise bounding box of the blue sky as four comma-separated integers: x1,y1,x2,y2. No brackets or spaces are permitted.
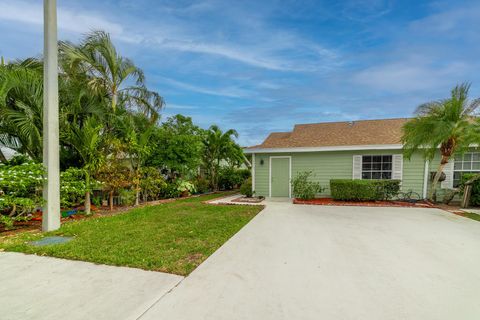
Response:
1,0,479,145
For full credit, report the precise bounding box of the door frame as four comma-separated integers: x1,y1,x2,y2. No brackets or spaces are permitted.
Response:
269,156,292,198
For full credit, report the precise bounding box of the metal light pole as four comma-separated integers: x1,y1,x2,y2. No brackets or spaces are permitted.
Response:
42,0,60,231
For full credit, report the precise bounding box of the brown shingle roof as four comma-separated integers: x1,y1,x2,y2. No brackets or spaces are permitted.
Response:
249,118,409,149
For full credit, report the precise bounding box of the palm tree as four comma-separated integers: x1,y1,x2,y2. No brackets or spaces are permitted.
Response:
402,83,480,201
202,125,240,190
64,117,105,214
60,31,164,121
0,61,44,161
123,115,154,206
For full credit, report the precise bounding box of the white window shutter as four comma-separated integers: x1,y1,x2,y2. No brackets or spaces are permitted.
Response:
441,161,454,189
392,154,403,180
352,155,362,179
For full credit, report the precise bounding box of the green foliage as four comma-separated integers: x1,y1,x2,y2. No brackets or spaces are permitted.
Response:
202,125,244,190
139,167,167,201
461,173,480,206
402,83,480,161
145,115,203,175
292,171,323,200
0,162,44,227
330,179,401,201
240,177,253,197
5,154,30,165
218,167,250,190
163,182,181,199
60,168,86,208
119,189,136,206
0,162,44,196
176,179,197,195
193,176,211,194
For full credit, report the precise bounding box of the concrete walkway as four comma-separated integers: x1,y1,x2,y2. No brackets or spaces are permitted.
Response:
140,202,480,320
0,253,183,320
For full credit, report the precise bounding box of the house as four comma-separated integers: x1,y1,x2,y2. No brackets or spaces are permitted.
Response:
245,118,480,198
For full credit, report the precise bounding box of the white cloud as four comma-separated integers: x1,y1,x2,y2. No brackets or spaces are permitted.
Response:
158,77,253,98
352,56,470,93
0,0,124,36
0,0,340,72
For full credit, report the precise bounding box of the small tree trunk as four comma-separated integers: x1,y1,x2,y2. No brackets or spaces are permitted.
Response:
428,159,448,202
84,172,91,215
135,189,140,206
109,191,114,211
85,191,91,215
134,166,140,206
461,185,472,208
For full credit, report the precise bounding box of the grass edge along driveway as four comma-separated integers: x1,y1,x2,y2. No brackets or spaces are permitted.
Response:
0,193,263,276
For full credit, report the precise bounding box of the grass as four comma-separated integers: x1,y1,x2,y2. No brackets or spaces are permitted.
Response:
461,211,480,222
0,193,263,275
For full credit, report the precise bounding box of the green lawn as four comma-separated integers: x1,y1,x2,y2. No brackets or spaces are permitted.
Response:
0,193,263,275
462,211,480,222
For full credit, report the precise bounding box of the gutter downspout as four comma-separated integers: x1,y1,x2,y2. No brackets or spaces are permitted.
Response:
252,154,255,194
422,160,429,199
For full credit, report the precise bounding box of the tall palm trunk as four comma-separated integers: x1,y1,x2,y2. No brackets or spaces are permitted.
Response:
84,172,91,215
428,155,449,201
109,190,114,211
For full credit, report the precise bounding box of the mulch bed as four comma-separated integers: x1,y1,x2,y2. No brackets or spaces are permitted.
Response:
232,196,265,203
293,197,435,208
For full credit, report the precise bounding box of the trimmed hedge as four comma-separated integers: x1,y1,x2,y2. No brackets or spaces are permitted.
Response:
330,179,401,201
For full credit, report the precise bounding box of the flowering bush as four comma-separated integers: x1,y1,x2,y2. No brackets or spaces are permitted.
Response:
0,162,45,228
60,168,87,208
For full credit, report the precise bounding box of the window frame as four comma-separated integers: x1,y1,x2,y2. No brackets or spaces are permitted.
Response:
361,154,393,180
453,152,480,187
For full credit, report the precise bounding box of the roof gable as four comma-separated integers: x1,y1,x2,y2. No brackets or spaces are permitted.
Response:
249,118,409,149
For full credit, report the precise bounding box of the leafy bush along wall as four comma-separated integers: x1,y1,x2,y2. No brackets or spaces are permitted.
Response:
330,179,401,201
292,171,324,200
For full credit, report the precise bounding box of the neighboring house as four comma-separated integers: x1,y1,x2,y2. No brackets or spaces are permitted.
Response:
0,146,18,162
245,118,480,198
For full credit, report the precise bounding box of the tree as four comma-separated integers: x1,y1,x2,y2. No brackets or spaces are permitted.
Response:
145,114,203,176
402,83,480,201
64,117,105,214
124,115,153,206
202,125,242,190
0,61,44,161
60,31,164,122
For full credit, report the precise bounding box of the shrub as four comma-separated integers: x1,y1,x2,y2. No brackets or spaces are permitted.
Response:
330,179,401,201
461,173,480,206
140,167,167,201
60,168,86,208
218,167,250,190
118,188,136,206
240,177,253,197
0,162,44,228
194,176,210,194
176,179,196,196
292,171,324,200
162,182,181,198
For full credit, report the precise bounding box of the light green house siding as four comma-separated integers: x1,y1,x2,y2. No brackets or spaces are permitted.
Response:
253,150,427,198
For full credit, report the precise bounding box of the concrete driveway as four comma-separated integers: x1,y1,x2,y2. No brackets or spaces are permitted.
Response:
140,202,480,320
0,253,183,320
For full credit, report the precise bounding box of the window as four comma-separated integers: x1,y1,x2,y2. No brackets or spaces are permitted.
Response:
362,155,392,179
453,152,480,187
